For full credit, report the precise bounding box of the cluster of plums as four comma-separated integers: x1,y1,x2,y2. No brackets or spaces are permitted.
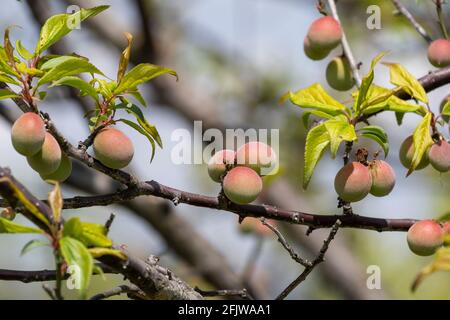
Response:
303,16,354,91
11,113,135,181
207,142,277,205
400,135,450,173
11,113,72,181
427,39,450,68
334,160,396,203
407,220,450,256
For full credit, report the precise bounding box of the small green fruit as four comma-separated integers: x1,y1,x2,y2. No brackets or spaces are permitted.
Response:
11,112,45,156
334,162,372,202
223,166,263,204
326,56,354,91
27,132,62,175
207,149,236,183
407,220,443,256
399,135,429,170
40,153,72,182
369,160,396,197
93,128,134,169
303,37,330,61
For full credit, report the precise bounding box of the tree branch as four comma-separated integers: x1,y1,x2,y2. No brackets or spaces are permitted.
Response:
391,0,433,43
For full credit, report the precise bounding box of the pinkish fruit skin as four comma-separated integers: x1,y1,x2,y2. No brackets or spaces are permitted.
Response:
303,37,330,61
235,142,277,175
207,149,236,183
11,112,46,156
334,162,372,202
369,160,396,197
407,220,443,256
427,39,450,68
399,135,429,170
40,153,72,182
93,128,134,169
27,132,62,175
223,166,263,205
429,140,450,172
307,16,342,51
443,222,450,235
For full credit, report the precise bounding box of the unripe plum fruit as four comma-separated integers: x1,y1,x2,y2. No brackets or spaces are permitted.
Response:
93,128,134,169
207,149,236,182
428,140,450,172
27,132,62,175
399,135,429,170
439,95,450,123
11,112,46,156
40,153,72,182
334,162,372,202
303,37,329,61
307,16,342,51
407,220,443,256
223,166,263,205
326,56,355,91
235,142,277,175
427,39,450,68
369,160,396,197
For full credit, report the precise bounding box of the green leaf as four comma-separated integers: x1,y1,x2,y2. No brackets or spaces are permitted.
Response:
436,212,450,222
64,217,112,248
117,118,157,161
354,52,387,112
442,100,450,117
49,76,99,102
15,40,33,60
128,88,147,107
286,83,348,116
38,56,104,86
114,63,178,94
0,88,19,100
20,239,49,256
4,27,15,65
412,247,450,292
92,79,115,99
0,217,43,234
383,63,428,104
115,102,162,149
59,236,93,299
408,112,433,176
324,118,357,158
0,46,19,77
301,110,334,128
303,123,330,189
88,247,127,260
117,32,133,83
359,125,390,156
36,6,110,54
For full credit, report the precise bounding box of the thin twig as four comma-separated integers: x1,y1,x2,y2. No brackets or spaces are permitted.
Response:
89,284,141,300
392,0,433,43
104,213,116,235
435,0,449,39
275,220,341,300
327,0,362,87
42,284,56,300
195,287,253,300
261,218,310,267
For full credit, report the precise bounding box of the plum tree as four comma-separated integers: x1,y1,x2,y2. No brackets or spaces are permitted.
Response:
326,56,355,91
207,149,236,182
307,16,342,51
11,112,46,156
93,128,134,169
334,162,372,202
40,153,72,182
27,132,62,175
407,220,443,256
399,135,429,170
427,39,450,68
428,140,450,172
235,141,277,175
223,166,263,204
369,160,396,197
303,37,329,61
